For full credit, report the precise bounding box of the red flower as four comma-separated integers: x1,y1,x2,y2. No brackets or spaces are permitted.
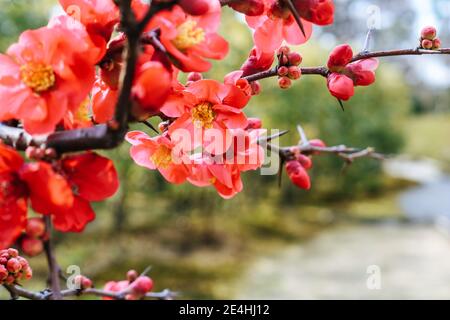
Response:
162,79,249,153
240,47,275,77
0,144,28,249
326,44,378,100
293,0,335,26
245,0,312,52
126,131,190,185
0,17,96,134
146,3,229,72
187,129,265,199
59,0,119,57
93,47,173,123
19,153,119,233
0,143,76,248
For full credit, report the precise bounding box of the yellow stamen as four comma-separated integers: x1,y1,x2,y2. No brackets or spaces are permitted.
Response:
20,62,56,93
151,145,172,169
192,102,215,129
172,20,205,51
75,98,91,122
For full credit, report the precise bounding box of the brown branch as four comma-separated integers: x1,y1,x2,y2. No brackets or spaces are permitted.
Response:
2,284,177,300
43,216,62,300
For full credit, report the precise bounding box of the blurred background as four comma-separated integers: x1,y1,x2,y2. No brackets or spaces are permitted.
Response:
1,0,450,299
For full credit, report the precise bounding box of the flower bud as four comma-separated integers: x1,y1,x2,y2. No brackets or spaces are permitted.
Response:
421,26,437,40
250,81,262,95
421,39,433,49
0,265,8,282
127,269,139,282
246,118,262,130
297,154,313,170
187,72,203,82
288,66,302,80
433,38,441,50
277,66,289,77
278,76,292,89
288,52,303,66
21,237,44,257
7,258,22,273
309,139,327,155
130,276,154,296
7,248,18,258
26,218,46,238
75,275,93,289
179,0,209,16
285,160,311,190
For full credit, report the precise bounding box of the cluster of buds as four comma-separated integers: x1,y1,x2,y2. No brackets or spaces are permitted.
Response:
420,26,441,50
0,248,33,285
276,46,303,89
103,269,154,300
20,218,47,257
285,139,326,190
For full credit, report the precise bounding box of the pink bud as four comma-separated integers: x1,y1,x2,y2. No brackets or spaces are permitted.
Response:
297,154,313,170
250,81,262,95
131,276,154,295
127,269,139,282
288,52,303,66
421,39,433,49
277,66,289,77
246,118,262,130
187,72,203,82
6,258,22,273
433,38,441,50
421,26,437,40
0,265,8,281
288,66,302,80
21,237,44,257
26,218,46,238
7,248,18,258
278,77,292,89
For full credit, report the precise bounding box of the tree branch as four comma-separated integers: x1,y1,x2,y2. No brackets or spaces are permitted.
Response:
2,284,177,300
43,216,62,300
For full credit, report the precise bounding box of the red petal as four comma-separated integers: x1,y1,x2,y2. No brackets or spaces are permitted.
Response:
0,143,24,173
62,153,119,202
20,162,74,215
52,196,95,233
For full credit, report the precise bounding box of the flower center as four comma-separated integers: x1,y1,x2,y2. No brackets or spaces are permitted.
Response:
192,102,215,129
151,145,173,169
20,62,56,93
172,20,205,51
75,98,91,122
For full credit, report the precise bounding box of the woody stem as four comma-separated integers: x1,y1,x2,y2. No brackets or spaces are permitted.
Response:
43,216,62,300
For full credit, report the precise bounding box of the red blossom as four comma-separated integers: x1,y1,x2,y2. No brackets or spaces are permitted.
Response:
326,44,378,101
146,3,228,72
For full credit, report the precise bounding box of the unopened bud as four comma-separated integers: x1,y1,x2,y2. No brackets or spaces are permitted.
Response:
288,52,303,66
278,76,292,89
277,66,289,77
421,26,437,40
288,66,301,80
421,39,433,49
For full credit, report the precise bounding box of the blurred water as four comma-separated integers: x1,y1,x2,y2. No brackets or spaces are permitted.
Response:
234,224,450,299
233,159,450,299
